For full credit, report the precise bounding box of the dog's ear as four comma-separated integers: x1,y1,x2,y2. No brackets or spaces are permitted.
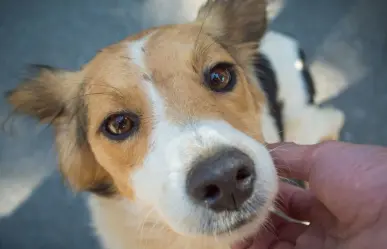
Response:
196,0,267,50
56,122,116,196
5,65,115,196
5,65,78,124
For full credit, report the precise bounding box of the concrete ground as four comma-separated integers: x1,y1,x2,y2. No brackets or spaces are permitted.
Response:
0,0,386,248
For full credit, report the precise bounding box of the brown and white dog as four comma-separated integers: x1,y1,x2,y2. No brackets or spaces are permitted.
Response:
5,1,344,249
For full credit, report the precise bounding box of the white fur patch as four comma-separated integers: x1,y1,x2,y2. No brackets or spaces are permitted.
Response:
129,34,152,70
260,31,309,120
261,105,281,144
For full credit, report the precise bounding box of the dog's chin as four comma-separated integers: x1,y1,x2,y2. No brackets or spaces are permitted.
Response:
208,209,269,240
173,202,271,242
181,210,270,247
215,213,261,236
200,195,273,239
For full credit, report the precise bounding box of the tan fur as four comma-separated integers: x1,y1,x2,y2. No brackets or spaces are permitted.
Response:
144,26,266,142
7,67,80,123
55,115,113,192
80,42,155,199
6,67,113,194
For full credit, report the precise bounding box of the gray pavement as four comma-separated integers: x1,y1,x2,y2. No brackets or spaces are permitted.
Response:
0,0,386,248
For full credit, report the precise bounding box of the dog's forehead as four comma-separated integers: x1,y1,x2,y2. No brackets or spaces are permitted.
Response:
82,25,237,115
85,25,233,87
142,25,234,67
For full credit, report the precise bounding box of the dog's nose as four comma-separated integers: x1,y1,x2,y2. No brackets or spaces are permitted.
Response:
186,148,256,212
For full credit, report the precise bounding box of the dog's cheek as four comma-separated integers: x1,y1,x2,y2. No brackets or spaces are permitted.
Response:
131,161,168,204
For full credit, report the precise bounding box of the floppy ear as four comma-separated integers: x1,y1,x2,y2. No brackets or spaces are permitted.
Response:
56,121,116,197
196,0,267,50
6,65,77,123
5,65,116,196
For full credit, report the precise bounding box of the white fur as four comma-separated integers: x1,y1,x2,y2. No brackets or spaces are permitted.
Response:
260,31,309,120
130,34,152,70
261,105,281,144
284,106,345,144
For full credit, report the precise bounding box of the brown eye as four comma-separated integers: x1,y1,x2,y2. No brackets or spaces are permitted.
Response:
101,112,139,141
205,63,236,92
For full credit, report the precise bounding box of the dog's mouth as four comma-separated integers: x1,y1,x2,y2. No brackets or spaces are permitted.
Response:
213,211,259,235
195,192,269,236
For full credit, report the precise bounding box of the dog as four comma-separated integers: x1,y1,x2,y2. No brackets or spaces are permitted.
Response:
5,1,344,249
258,31,345,145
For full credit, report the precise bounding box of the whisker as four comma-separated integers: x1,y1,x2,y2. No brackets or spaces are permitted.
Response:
138,207,157,241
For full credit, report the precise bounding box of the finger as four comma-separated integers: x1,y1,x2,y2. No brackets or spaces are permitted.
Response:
264,213,308,245
275,182,315,221
269,141,387,182
231,237,254,249
232,184,314,249
270,241,294,249
268,142,316,181
276,222,307,244
231,214,282,249
277,184,336,231
237,213,307,249
249,227,279,249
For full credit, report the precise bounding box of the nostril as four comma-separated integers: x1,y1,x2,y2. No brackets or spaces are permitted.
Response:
187,148,256,212
202,184,221,202
236,166,253,183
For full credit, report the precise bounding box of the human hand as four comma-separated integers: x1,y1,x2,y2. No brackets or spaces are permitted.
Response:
233,141,387,249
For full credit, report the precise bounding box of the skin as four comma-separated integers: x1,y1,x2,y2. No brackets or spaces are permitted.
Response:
232,141,387,249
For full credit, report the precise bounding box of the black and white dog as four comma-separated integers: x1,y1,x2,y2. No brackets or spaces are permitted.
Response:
255,31,344,146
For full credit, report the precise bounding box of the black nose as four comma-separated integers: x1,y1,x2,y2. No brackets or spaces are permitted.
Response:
186,148,256,212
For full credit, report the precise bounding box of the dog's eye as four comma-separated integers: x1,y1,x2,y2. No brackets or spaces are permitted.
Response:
101,112,139,141
205,63,236,92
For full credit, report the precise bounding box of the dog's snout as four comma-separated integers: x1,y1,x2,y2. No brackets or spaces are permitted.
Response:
186,148,256,212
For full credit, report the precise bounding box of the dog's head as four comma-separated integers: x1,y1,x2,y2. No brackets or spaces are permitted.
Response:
6,0,278,239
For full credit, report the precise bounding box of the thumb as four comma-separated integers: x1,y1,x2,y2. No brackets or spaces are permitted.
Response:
268,141,387,182
269,141,387,225
267,142,318,181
